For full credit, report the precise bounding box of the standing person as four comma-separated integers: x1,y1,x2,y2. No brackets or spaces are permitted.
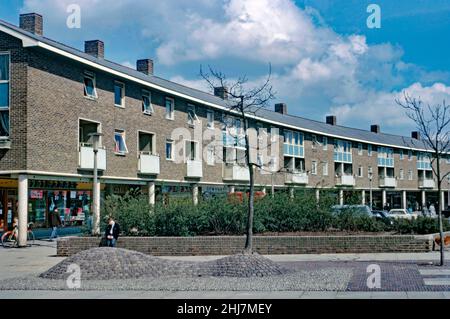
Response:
104,217,120,247
49,208,61,241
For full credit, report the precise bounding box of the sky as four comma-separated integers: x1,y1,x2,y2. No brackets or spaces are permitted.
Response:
1,0,450,137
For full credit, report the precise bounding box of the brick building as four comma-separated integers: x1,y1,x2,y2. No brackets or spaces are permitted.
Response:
0,13,449,238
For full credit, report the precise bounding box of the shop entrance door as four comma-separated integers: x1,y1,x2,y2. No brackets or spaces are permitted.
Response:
0,190,17,231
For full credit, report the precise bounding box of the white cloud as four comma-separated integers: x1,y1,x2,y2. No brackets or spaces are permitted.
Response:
21,0,450,134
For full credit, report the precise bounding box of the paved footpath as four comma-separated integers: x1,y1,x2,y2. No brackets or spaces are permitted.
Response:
0,242,449,299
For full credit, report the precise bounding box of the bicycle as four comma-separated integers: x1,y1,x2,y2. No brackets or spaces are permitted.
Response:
1,222,35,248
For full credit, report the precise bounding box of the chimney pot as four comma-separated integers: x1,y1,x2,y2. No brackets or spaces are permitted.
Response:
214,87,228,100
412,131,420,140
371,125,380,134
84,40,104,59
19,13,43,36
326,115,337,126
275,103,287,115
136,59,153,75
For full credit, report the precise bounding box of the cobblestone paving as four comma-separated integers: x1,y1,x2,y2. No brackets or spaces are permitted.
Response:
40,248,289,280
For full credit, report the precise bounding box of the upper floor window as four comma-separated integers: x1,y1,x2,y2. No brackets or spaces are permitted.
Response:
334,139,352,163
377,146,394,167
368,144,372,156
399,149,404,160
114,130,128,155
165,97,174,120
322,136,328,151
399,169,404,180
408,169,413,180
311,161,317,175
83,71,97,99
142,90,153,115
185,140,199,161
358,165,363,177
0,53,10,138
283,130,304,157
358,143,363,155
323,161,328,176
138,131,155,155
417,152,432,170
114,81,125,107
408,150,413,161
165,139,174,161
187,104,199,127
207,110,214,129
311,134,318,149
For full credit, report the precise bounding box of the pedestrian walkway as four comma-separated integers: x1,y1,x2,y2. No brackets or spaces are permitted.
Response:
419,267,450,286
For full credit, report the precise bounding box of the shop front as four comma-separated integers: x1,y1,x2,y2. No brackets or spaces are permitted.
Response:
28,179,95,229
0,179,18,232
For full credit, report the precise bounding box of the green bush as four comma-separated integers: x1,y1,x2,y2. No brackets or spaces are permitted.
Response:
101,190,449,236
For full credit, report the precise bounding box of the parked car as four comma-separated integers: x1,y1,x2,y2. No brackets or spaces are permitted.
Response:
371,210,394,225
388,209,418,220
331,205,372,217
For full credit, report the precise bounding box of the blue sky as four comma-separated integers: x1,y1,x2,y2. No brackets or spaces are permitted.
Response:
1,0,450,136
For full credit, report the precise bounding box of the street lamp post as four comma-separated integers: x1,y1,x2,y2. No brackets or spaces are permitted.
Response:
369,171,373,210
89,132,103,236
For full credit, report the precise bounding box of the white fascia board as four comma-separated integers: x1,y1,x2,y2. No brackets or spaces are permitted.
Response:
0,26,439,153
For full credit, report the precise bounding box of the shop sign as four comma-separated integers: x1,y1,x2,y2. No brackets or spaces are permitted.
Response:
30,190,44,199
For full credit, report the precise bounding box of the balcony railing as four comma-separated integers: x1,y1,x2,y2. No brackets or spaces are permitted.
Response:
223,164,250,181
285,171,308,184
79,145,106,170
379,177,396,188
186,160,203,178
419,179,435,189
335,175,355,186
138,153,160,175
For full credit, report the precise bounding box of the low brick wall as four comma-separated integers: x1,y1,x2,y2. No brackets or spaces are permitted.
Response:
57,235,433,257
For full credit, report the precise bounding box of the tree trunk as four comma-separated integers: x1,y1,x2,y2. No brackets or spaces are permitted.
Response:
242,102,253,253
436,156,445,266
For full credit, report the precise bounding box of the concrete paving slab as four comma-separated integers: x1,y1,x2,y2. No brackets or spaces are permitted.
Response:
406,291,446,299
423,278,450,285
370,291,408,299
300,291,338,299
335,291,372,299
419,269,450,275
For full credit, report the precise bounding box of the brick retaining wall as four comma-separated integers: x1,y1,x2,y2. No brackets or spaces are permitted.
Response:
57,235,433,257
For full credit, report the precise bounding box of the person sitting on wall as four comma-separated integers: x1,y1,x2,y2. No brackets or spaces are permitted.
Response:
104,217,120,247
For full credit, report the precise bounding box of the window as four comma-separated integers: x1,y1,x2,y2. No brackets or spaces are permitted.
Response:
206,145,215,166
368,145,372,156
283,130,304,157
207,110,214,129
417,152,432,170
358,143,363,155
377,147,394,167
408,150,412,161
165,139,174,160
165,97,174,120
334,139,352,163
83,71,97,99
0,53,10,137
185,140,198,161
400,169,404,180
114,130,128,155
311,161,317,175
447,156,450,164
114,82,125,107
322,136,328,151
138,132,155,155
311,134,318,149
357,165,363,177
399,149,404,160
142,90,154,114
322,162,328,176
408,169,413,180
79,120,100,147
187,104,199,127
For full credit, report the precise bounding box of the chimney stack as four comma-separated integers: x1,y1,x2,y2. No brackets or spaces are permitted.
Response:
214,87,228,100
275,103,287,115
411,131,420,140
136,59,153,75
371,125,380,134
84,40,104,59
326,115,336,126
19,13,43,36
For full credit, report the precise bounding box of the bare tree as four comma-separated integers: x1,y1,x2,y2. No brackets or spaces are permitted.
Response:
396,93,450,266
201,65,275,252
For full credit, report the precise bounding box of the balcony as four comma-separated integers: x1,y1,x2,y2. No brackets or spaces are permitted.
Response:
223,164,250,181
379,177,397,188
186,160,202,178
138,153,160,175
419,179,435,189
285,172,309,184
336,175,355,186
79,145,106,170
